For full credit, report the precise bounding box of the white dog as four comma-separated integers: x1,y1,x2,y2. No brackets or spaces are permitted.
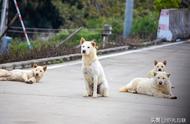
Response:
80,37,109,98
120,72,177,99
0,64,47,84
147,60,167,78
147,60,174,88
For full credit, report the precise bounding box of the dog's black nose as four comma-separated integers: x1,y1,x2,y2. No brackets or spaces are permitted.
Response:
82,50,86,53
158,69,162,71
159,82,162,85
36,73,39,76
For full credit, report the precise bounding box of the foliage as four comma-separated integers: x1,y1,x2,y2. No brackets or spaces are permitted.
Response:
131,11,159,39
154,0,181,11
8,28,101,56
2,0,188,63
7,0,63,28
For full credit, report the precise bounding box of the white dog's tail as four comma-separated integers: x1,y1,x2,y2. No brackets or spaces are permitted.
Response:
119,86,128,92
0,69,11,77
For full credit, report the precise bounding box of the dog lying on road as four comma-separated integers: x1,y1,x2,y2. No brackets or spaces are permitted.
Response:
80,37,109,98
0,64,47,84
120,71,177,99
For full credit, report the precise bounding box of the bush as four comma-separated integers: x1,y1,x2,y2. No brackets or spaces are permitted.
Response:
131,11,159,39
7,28,101,58
154,0,181,11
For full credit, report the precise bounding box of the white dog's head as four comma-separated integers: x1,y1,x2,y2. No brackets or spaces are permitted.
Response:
154,60,167,72
80,37,97,56
153,71,170,86
32,64,47,79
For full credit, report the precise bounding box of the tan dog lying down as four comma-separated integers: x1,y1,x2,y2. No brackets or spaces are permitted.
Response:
0,64,47,84
120,72,177,99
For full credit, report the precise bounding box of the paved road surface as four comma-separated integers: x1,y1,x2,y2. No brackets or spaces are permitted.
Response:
0,42,190,124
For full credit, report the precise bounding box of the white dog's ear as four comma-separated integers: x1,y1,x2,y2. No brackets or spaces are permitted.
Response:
91,41,97,48
154,60,158,65
163,60,167,65
166,73,171,78
43,66,47,72
153,72,157,77
32,64,38,68
80,37,85,45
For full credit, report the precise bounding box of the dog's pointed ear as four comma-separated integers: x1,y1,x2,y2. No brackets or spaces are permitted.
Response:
91,41,97,48
80,37,85,45
153,72,157,77
166,73,171,78
154,60,158,65
32,64,38,68
43,65,47,72
163,60,167,65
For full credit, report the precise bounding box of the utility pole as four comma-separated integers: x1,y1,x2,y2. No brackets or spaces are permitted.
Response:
0,0,9,35
123,0,134,38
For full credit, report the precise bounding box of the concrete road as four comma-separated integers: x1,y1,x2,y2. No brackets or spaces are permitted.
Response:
0,42,190,124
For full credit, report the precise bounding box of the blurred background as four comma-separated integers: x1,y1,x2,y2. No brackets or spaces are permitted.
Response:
0,0,189,64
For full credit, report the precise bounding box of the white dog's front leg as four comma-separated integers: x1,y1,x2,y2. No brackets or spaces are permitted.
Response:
22,74,31,84
83,80,92,97
153,92,177,99
99,80,109,97
28,77,37,84
92,76,98,98
168,87,177,99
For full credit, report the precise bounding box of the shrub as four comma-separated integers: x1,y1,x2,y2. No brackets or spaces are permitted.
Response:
131,11,159,40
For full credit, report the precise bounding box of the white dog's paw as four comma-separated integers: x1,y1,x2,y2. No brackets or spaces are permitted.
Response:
102,91,109,97
92,94,98,98
104,94,109,97
25,80,33,84
170,96,177,99
83,92,91,97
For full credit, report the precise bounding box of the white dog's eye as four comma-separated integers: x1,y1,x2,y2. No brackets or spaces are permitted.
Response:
40,70,42,72
82,46,85,48
161,66,163,68
158,77,160,79
87,46,90,48
162,77,165,79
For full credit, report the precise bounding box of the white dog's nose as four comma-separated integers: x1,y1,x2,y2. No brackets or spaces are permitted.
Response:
82,50,86,53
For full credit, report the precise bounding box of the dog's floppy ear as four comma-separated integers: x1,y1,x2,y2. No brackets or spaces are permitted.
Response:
80,37,85,45
43,65,47,72
153,72,157,77
166,73,171,78
163,60,167,65
154,60,158,65
32,64,38,68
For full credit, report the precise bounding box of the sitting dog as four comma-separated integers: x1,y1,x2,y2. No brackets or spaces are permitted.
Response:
120,72,177,99
147,60,167,78
148,60,174,88
0,64,47,84
80,37,109,98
